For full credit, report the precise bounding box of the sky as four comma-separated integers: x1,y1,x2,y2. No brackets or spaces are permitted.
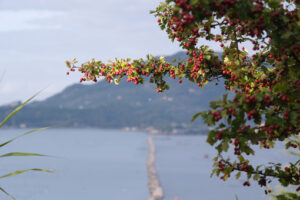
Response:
0,0,224,105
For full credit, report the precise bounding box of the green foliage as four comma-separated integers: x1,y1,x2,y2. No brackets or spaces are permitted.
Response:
0,93,53,199
67,0,300,198
270,189,300,200
269,136,300,199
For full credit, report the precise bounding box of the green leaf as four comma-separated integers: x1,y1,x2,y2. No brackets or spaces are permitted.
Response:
213,156,218,162
207,130,217,145
0,90,43,128
210,168,217,177
222,93,228,103
114,78,120,85
65,61,71,68
191,112,202,123
268,0,281,8
206,114,215,126
0,127,49,148
253,174,260,181
221,109,227,118
204,55,211,60
222,139,230,152
279,177,289,187
236,172,241,179
281,31,292,40
0,187,16,200
223,174,229,181
0,152,47,158
216,143,223,153
216,169,220,176
290,111,298,124
0,168,54,179
210,101,218,109
190,0,199,6
238,155,245,162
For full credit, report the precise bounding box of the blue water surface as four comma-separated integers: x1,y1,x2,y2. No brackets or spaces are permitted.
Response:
153,134,296,200
0,129,149,200
0,129,296,200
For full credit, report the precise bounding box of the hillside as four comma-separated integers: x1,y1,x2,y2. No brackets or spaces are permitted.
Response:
0,52,226,134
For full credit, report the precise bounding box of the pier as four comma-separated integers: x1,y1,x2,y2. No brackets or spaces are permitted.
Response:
147,137,164,200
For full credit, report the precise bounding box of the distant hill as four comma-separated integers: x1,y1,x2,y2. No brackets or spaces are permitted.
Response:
0,51,226,134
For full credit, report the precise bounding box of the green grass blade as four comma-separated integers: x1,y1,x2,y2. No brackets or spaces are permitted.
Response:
0,152,47,158
0,90,43,128
0,187,16,200
0,168,54,179
0,127,50,148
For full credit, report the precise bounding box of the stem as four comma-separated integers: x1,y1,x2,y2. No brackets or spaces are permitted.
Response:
233,29,242,66
221,158,300,185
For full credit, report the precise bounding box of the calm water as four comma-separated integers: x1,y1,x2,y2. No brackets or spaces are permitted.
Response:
0,129,295,200
153,135,295,200
0,129,149,200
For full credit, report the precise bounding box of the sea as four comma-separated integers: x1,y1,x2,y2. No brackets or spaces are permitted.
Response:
0,129,296,200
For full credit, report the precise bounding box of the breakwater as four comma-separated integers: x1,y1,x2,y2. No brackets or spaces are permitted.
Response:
147,137,164,200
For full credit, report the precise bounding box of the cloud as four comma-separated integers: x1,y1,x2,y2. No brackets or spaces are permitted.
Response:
0,10,65,32
0,0,181,105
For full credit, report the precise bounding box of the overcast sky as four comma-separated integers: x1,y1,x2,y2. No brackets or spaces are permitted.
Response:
0,0,224,105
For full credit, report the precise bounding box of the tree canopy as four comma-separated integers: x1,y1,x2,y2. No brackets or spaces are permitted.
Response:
67,0,300,198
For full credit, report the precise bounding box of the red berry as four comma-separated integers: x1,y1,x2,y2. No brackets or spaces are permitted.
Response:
284,167,290,172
